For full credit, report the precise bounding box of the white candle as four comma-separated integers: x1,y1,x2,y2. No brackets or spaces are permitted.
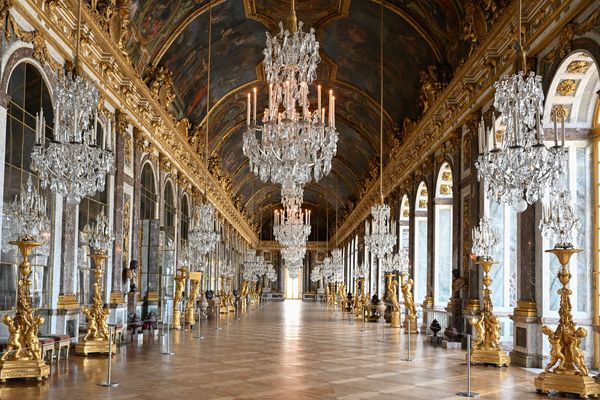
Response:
478,122,483,153
247,93,251,126
321,107,325,123
491,112,497,149
268,83,273,117
253,88,257,124
329,90,333,126
561,115,565,147
553,111,558,146
332,95,336,128
317,85,322,119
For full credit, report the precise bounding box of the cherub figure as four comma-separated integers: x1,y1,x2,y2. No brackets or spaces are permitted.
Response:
401,277,417,316
571,327,588,376
543,325,566,372
25,315,44,360
469,316,485,350
387,278,400,313
1,315,22,361
97,308,110,340
83,307,98,340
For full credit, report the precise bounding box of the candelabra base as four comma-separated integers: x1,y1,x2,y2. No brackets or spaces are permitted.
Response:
185,309,196,327
404,315,418,334
173,310,182,330
470,348,510,367
390,311,401,328
0,359,50,383
534,371,600,398
75,338,116,356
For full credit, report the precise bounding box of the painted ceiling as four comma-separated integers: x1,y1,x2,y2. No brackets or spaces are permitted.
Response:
126,0,468,233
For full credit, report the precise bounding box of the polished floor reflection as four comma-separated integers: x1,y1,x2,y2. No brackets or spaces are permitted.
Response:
0,301,576,399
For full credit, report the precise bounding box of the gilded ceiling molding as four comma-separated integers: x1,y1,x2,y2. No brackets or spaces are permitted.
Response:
149,0,227,68
330,0,592,247
259,240,327,251
243,183,346,214
14,0,258,246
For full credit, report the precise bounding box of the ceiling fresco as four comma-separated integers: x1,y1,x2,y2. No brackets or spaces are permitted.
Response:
126,0,468,233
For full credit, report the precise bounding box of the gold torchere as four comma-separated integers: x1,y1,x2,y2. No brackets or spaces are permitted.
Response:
185,272,202,327
338,283,347,311
354,278,366,317
226,277,235,312
534,248,600,398
400,273,418,334
468,258,509,367
219,276,228,314
0,241,50,383
172,268,188,330
240,280,249,313
325,283,332,306
385,274,401,328
76,251,116,356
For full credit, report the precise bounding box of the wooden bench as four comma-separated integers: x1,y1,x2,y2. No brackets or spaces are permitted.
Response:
42,335,70,361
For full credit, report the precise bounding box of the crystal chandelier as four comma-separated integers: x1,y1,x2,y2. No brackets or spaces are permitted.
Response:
265,263,277,282
310,265,322,283
474,2,565,212
355,263,368,279
4,177,49,243
243,250,260,282
364,203,397,260
31,0,113,205
86,207,114,254
273,201,311,249
471,217,500,260
363,5,397,261
540,190,580,249
321,255,333,282
331,248,344,283
188,202,221,257
242,2,338,189
382,251,400,274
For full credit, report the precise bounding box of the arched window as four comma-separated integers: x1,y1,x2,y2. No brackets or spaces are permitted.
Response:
434,164,453,305
180,193,190,245
414,181,428,305
399,195,410,249
541,52,598,322
139,162,157,299
1,62,53,311
160,181,176,303
78,121,109,306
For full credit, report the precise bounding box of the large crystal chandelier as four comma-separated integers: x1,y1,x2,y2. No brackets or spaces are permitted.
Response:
475,2,565,212
265,263,277,283
3,177,49,243
472,217,500,260
363,5,396,261
242,1,338,189
188,202,220,257
540,190,580,249
321,255,333,283
310,265,322,283
31,0,113,205
273,199,311,248
243,250,259,282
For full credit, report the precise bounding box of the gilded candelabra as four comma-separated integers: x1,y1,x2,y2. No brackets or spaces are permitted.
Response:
240,280,249,314
534,248,600,398
338,282,347,311
172,268,188,329
468,258,509,366
0,240,50,382
185,272,202,327
354,278,367,317
226,277,235,313
385,274,401,328
400,273,418,334
76,251,116,355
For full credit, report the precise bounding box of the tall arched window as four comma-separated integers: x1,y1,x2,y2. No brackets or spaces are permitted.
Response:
541,52,598,325
414,181,428,304
161,181,176,304
180,193,190,246
399,195,410,250
78,121,109,306
139,162,157,299
434,163,453,305
1,62,53,311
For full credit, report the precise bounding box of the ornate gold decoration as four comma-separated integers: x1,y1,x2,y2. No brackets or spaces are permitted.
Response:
566,60,591,74
76,251,116,355
422,295,434,309
0,240,50,383
513,300,537,317
8,17,61,70
556,79,578,97
440,184,452,196
172,268,187,330
400,273,418,334
552,104,571,122
535,248,600,398
185,272,201,327
543,8,600,65
385,274,401,328
462,0,479,58
240,280,249,314
418,65,447,114
468,258,510,367
56,294,79,310
143,65,176,110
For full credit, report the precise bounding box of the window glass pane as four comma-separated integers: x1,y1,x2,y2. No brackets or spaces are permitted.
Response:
415,218,427,303
435,207,452,304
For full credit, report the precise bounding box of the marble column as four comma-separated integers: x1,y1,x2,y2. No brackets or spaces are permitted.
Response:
110,112,127,304
510,205,540,367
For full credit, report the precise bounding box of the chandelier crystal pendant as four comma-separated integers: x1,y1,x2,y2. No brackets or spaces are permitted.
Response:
331,248,344,283
30,0,113,205
540,190,580,249
321,255,333,283
242,2,338,189
273,200,311,249
310,265,322,283
472,217,500,260
4,177,49,243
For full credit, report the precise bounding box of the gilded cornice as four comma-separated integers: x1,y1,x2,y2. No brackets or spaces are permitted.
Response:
258,240,327,252
329,0,595,247
14,0,258,246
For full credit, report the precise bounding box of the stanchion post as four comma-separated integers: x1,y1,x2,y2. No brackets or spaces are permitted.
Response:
457,334,479,398
401,319,413,362
195,305,204,340
161,311,175,356
98,326,119,387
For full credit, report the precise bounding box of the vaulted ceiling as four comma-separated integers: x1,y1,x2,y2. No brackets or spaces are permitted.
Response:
126,0,468,238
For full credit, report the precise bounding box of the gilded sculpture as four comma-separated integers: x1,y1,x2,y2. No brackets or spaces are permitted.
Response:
535,248,600,397
173,268,188,329
185,274,201,327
